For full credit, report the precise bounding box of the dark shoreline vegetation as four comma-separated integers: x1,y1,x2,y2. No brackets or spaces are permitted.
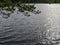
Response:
0,0,60,18
0,4,41,18
0,0,41,18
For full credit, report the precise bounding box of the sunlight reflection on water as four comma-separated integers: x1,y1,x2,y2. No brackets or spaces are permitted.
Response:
0,4,60,45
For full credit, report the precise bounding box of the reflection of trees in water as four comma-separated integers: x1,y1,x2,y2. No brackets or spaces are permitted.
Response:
0,4,41,19
0,10,11,19
2,13,11,19
0,7,14,19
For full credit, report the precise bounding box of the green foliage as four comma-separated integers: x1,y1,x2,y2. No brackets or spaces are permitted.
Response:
18,4,35,12
0,0,60,5
6,7,15,11
47,0,55,3
55,0,60,3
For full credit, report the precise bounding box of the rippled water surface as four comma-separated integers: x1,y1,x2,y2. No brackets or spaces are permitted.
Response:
0,4,60,45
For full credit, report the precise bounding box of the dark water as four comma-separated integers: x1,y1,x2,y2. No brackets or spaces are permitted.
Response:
0,4,60,45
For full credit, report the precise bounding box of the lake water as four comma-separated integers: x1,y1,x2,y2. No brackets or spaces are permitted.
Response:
0,4,60,45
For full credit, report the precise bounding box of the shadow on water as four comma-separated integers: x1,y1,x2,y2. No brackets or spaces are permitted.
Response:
2,12,11,19
0,4,41,19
